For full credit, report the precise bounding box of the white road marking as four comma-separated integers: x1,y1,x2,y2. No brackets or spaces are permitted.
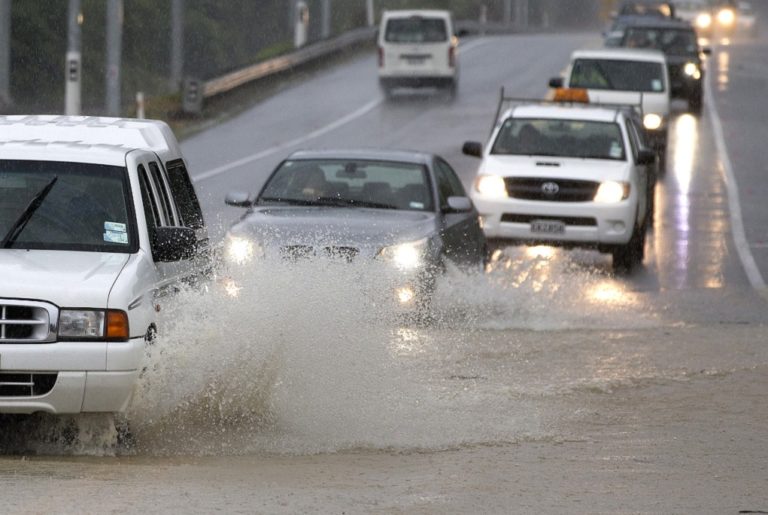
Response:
194,98,383,182
194,38,495,183
705,51,766,291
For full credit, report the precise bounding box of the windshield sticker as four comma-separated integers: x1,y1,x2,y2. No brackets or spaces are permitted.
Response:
651,79,662,92
609,142,623,158
104,231,129,244
409,201,425,209
104,221,127,233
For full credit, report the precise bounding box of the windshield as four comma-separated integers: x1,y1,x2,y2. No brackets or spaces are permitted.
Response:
570,58,665,92
385,17,448,43
258,159,434,211
491,118,627,161
0,160,136,252
623,27,699,55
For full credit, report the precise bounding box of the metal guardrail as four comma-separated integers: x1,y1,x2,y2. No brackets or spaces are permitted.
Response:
182,26,376,114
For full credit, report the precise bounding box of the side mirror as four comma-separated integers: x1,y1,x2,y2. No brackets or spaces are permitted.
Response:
462,141,483,158
549,77,564,89
225,190,252,207
445,196,473,213
455,28,470,38
637,148,657,166
702,47,712,56
153,226,197,262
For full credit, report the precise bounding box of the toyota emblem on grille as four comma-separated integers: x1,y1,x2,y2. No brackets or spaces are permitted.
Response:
541,182,560,195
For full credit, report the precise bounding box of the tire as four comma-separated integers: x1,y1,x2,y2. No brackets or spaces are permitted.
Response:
612,221,646,273
689,89,704,115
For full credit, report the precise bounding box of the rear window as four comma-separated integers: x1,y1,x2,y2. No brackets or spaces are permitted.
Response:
385,17,448,43
623,27,699,56
570,58,665,93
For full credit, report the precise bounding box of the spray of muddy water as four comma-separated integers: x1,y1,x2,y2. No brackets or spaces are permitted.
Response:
1,247,660,456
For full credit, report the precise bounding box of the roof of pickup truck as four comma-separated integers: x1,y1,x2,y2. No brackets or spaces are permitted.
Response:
0,115,182,166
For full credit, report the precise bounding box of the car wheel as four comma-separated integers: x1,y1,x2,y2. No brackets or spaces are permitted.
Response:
689,89,704,115
612,220,646,273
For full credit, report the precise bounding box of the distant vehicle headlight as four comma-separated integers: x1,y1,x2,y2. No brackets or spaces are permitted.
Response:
378,238,428,271
58,309,129,341
717,8,736,26
683,62,702,80
475,175,508,198
594,181,630,203
643,113,663,131
224,235,261,265
696,12,713,29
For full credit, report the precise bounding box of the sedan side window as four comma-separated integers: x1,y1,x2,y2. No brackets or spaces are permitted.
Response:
435,159,467,210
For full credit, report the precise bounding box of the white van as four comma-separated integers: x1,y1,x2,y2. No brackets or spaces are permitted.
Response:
378,10,459,98
550,48,670,161
0,115,207,415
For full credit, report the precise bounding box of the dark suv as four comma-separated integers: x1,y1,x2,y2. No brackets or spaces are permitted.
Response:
615,18,711,114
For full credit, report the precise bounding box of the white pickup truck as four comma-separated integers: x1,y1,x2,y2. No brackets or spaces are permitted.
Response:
0,115,208,415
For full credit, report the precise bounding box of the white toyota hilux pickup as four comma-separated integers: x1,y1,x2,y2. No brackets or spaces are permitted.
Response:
0,115,207,415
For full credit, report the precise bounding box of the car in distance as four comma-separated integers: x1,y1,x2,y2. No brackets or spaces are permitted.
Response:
0,115,207,415
616,0,676,18
378,10,459,99
223,149,486,309
614,17,710,114
549,48,671,162
462,95,656,272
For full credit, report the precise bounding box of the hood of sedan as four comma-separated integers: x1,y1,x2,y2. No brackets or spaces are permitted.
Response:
0,249,129,308
480,155,631,182
229,206,437,256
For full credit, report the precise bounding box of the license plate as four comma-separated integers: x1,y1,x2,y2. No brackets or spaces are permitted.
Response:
530,220,565,234
405,57,426,65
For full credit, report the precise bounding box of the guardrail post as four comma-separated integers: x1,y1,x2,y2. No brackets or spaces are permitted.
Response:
321,0,331,39
65,0,82,115
182,77,203,114
366,0,374,26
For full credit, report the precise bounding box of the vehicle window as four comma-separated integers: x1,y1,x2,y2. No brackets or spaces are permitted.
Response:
165,159,205,229
258,159,435,212
491,118,627,161
623,28,698,55
0,160,136,252
138,165,163,227
619,2,674,17
625,119,641,161
385,17,448,43
148,161,177,226
570,59,665,92
434,159,467,209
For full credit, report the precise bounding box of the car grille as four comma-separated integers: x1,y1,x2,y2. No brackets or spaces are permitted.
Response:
0,300,57,343
280,245,359,263
501,213,597,227
504,178,600,202
0,373,58,397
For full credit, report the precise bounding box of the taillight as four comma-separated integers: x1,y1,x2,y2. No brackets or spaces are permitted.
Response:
378,47,384,68
448,46,456,68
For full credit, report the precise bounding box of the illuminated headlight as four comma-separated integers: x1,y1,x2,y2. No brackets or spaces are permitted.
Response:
224,235,261,264
683,62,702,80
643,113,663,131
594,181,630,203
717,8,735,26
58,309,129,341
475,175,508,198
378,238,428,271
696,12,712,29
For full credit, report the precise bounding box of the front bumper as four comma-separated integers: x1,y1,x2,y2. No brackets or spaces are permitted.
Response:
0,337,144,414
473,197,636,248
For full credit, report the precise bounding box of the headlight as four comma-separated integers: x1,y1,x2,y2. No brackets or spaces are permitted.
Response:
643,113,663,131
594,181,630,203
696,12,712,29
475,175,508,198
717,8,735,26
224,235,261,264
58,309,129,341
378,238,428,271
683,62,702,80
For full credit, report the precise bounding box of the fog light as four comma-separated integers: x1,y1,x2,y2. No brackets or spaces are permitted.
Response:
396,287,415,304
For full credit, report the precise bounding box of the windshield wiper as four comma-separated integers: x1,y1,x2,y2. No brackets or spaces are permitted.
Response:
1,176,58,249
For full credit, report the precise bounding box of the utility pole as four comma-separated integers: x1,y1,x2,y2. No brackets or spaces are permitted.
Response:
366,0,374,27
321,0,331,39
65,0,82,115
105,0,123,116
503,0,512,26
169,0,184,92
0,0,11,110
